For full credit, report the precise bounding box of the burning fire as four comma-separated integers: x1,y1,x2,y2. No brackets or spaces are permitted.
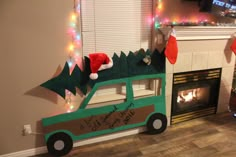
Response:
177,89,197,103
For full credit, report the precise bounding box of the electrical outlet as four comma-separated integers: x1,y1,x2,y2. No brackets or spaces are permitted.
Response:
23,124,32,135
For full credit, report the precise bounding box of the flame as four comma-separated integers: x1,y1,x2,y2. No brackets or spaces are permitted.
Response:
177,89,197,103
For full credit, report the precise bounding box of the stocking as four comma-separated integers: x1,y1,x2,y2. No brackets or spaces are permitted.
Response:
230,38,236,55
164,29,178,64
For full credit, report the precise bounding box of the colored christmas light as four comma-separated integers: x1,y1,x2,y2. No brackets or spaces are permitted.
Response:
154,0,216,28
70,22,76,28
69,43,74,50
67,59,73,68
67,28,76,37
76,34,81,40
71,13,77,22
76,3,81,14
70,105,74,110
64,0,82,112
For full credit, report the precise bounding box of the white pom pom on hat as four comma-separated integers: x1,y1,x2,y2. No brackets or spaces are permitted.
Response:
89,73,98,80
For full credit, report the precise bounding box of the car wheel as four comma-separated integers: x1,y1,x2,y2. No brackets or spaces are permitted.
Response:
46,132,73,156
146,113,167,134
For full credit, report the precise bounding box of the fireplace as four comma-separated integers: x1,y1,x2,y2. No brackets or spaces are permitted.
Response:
171,68,222,124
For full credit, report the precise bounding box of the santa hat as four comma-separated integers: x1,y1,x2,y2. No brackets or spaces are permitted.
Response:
89,53,113,80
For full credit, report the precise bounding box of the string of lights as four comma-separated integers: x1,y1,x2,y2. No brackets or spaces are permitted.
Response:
65,0,82,113
154,0,216,29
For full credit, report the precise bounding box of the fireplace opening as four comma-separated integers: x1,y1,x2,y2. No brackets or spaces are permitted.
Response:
177,85,210,112
171,68,221,124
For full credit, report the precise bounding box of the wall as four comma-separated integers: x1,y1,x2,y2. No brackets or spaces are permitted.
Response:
0,0,76,155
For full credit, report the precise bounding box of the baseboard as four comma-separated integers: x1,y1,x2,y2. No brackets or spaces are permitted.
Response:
0,146,47,157
73,127,146,147
0,127,145,157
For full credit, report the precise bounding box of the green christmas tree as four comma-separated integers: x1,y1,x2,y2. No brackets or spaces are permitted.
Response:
119,52,128,78
40,49,166,99
40,62,76,98
70,64,87,95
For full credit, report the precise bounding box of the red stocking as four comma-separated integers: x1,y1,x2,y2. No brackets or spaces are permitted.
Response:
164,29,178,64
230,38,236,55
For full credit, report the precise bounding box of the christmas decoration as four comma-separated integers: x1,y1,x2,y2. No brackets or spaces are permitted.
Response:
65,0,83,113
41,62,76,98
40,63,88,99
42,71,167,157
41,49,166,98
143,55,152,65
41,1,170,156
89,53,113,80
164,27,178,64
153,0,216,29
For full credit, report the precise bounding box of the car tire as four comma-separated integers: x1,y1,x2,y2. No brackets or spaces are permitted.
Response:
46,132,73,156
146,113,167,134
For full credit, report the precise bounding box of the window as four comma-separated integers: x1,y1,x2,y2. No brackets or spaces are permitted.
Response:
81,0,152,56
132,78,162,99
87,82,127,108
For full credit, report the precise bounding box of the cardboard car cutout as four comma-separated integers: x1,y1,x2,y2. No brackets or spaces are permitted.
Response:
42,73,167,156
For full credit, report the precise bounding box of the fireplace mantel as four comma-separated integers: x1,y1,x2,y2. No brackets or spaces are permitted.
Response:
160,26,236,41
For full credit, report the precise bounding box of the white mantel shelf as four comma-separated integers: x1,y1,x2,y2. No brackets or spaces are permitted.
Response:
160,26,236,41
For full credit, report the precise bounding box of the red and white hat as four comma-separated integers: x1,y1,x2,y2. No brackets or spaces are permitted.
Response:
89,52,113,80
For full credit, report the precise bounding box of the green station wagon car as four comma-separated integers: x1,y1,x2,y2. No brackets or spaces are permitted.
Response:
42,73,167,156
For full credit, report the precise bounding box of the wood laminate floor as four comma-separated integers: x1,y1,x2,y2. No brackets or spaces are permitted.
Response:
34,112,236,157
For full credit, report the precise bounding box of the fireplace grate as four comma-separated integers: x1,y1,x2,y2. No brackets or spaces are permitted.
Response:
171,107,216,124
173,69,221,85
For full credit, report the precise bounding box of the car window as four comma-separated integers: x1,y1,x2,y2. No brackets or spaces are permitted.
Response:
86,82,127,109
132,78,162,99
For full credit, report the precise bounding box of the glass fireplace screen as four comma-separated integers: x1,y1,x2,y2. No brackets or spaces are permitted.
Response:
171,68,221,124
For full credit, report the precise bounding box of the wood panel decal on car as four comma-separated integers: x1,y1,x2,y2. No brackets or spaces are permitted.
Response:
44,104,154,136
